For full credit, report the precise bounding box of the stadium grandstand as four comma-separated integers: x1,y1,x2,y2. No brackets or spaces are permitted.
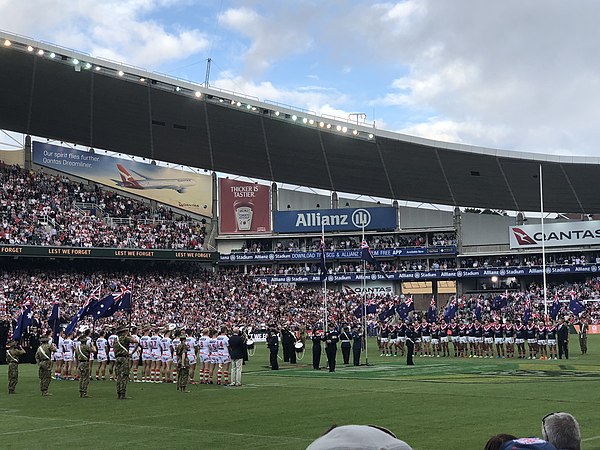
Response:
0,28,598,450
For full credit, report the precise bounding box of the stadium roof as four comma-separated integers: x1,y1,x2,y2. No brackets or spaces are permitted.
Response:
1,31,600,214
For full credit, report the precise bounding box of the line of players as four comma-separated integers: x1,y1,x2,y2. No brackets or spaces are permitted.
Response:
50,325,233,385
378,318,564,360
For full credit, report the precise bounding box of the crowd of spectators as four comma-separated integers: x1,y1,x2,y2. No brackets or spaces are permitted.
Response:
0,164,206,250
459,252,600,269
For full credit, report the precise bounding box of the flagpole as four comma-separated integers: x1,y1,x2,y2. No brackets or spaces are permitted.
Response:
539,164,548,322
322,224,327,334
362,223,369,366
129,282,133,329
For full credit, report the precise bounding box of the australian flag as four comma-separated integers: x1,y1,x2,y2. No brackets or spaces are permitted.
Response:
550,295,561,320
379,305,395,322
443,298,457,323
12,297,33,341
89,286,132,321
474,300,482,321
360,240,387,278
523,300,531,325
427,297,436,323
48,299,61,345
569,293,585,316
492,295,508,311
65,285,101,335
396,297,414,320
319,233,327,281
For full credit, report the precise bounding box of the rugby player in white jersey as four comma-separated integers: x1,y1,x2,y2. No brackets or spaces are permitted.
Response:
185,329,198,384
54,330,64,379
197,328,211,384
95,330,108,381
139,327,152,382
129,327,141,382
107,328,117,381
150,329,162,383
207,329,218,384
160,329,173,383
171,332,181,383
62,332,75,380
216,327,231,386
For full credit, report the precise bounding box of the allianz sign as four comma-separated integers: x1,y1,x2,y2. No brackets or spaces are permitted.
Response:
274,207,397,233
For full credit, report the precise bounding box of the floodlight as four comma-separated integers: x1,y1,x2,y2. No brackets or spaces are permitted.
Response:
352,129,358,136
326,124,332,129
38,49,45,56
368,133,374,139
336,125,342,131
27,45,34,52
72,58,79,65
195,91,202,98
341,126,347,133
84,63,92,70
274,111,280,116
246,104,252,109
319,121,325,128
139,77,146,82
175,86,181,92
3,39,11,47
117,70,124,76
94,66,101,71
50,53,56,59
292,115,297,121
236,101,241,107
302,118,308,124
309,119,314,125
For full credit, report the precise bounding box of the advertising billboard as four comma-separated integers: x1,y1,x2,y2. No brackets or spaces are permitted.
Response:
273,206,397,233
219,179,271,234
33,142,212,217
509,220,600,249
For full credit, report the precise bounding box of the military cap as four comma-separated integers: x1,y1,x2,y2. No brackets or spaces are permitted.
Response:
116,325,129,334
40,336,51,343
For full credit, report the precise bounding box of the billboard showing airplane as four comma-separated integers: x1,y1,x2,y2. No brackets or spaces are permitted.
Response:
114,164,196,193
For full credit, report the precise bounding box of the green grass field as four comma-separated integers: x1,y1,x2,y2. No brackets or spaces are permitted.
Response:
1,337,600,450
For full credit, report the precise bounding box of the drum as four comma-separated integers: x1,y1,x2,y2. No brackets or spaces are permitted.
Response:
294,341,304,352
246,339,255,350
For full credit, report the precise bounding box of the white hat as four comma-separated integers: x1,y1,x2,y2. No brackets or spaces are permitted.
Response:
306,425,413,450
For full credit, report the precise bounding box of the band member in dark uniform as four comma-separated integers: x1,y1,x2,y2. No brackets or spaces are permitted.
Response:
311,327,323,370
325,325,339,372
352,326,362,366
267,328,279,370
405,323,415,366
557,318,569,360
340,326,352,364
286,328,297,364
281,327,291,363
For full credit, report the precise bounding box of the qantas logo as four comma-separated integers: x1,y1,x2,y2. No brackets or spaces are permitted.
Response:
512,227,537,245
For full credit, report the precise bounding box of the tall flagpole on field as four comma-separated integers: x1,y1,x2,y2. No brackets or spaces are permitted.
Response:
362,223,369,365
322,223,328,334
539,164,548,322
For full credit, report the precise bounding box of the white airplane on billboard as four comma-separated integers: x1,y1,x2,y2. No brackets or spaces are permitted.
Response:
113,164,196,194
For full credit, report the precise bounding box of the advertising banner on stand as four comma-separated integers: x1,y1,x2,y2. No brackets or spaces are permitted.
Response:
509,220,600,249
219,179,271,234
33,142,212,217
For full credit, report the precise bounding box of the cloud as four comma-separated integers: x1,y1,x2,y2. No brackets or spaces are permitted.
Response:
0,0,209,68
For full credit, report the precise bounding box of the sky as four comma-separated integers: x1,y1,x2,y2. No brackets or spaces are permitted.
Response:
1,0,600,158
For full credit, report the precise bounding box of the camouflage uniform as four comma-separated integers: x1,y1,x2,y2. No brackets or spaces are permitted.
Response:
176,337,190,393
35,338,57,396
114,327,137,400
76,337,95,398
6,342,26,394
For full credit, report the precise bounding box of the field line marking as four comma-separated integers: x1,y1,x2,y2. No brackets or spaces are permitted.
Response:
0,412,311,442
0,422,96,435
582,435,600,442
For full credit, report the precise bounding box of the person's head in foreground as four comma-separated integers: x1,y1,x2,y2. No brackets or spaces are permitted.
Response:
306,424,413,450
499,437,557,450
541,412,581,450
484,434,516,450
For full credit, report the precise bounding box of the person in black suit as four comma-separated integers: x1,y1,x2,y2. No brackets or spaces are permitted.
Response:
351,326,362,366
228,327,245,386
267,328,279,370
311,327,322,370
325,325,339,372
340,326,352,364
405,323,415,366
557,318,569,360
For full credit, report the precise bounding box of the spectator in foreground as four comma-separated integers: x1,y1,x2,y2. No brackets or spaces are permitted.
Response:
541,412,581,450
484,434,516,450
499,438,557,450
306,424,413,450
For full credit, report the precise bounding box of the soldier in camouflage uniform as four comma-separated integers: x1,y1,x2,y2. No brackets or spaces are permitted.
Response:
114,325,138,400
76,330,97,398
35,335,57,396
176,331,190,393
6,340,26,394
